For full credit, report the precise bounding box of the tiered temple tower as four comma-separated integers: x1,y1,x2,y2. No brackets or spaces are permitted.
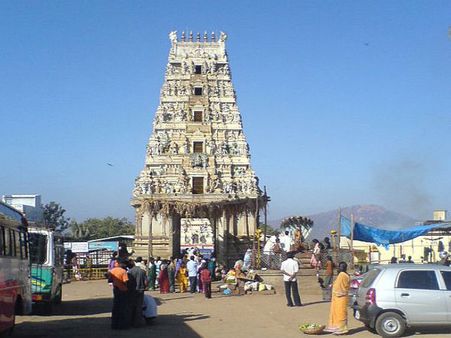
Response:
132,31,263,261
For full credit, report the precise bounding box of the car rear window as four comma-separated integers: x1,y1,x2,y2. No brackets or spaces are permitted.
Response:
441,271,451,290
397,270,439,290
360,268,381,288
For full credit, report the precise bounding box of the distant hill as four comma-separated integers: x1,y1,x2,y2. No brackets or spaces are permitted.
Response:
269,204,418,240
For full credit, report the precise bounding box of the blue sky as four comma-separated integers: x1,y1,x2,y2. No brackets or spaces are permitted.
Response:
1,1,450,222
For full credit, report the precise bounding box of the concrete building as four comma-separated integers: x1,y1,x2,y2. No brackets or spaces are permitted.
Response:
2,194,44,223
131,32,264,261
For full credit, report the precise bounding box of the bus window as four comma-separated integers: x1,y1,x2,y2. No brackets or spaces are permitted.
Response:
5,229,12,256
14,230,21,257
20,231,28,259
29,233,47,264
0,226,4,256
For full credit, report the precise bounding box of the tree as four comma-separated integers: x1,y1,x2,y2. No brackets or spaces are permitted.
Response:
43,201,70,231
70,220,92,240
70,217,134,240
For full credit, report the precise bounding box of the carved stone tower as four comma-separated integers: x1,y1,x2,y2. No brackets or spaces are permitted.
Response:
132,31,262,262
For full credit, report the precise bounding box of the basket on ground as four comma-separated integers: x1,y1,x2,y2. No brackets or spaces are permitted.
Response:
299,323,325,335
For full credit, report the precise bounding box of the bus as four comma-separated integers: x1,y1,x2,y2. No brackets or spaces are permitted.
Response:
28,227,64,313
0,202,32,335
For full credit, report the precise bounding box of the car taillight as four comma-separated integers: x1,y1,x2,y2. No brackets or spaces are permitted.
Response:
365,288,376,305
351,280,360,288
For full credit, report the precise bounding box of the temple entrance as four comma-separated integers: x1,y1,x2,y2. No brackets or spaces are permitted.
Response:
180,218,214,258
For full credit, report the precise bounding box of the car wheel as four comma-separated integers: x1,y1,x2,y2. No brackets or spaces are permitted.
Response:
375,312,406,337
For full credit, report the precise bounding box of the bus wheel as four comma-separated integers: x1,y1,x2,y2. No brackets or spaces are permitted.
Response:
54,285,62,304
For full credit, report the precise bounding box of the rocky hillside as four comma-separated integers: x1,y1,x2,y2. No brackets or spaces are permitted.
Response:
269,204,418,240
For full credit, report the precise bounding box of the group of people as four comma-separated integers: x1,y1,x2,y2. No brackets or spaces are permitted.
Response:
280,250,350,335
144,250,220,299
107,256,156,330
275,233,351,335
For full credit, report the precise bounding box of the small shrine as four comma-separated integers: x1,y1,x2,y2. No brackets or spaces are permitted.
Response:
131,31,265,262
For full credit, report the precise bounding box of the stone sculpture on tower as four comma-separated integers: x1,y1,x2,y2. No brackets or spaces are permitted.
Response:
132,31,263,262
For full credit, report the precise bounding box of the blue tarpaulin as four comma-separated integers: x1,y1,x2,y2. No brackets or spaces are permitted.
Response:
340,215,451,247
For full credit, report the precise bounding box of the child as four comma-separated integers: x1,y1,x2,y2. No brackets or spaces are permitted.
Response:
200,265,212,299
176,263,188,293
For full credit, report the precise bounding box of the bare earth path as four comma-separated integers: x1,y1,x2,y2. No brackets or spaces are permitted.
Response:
14,279,451,338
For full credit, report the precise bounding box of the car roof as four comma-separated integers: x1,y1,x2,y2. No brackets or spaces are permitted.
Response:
371,263,451,271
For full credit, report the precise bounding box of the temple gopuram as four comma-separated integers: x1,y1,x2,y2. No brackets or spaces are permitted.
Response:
132,31,264,262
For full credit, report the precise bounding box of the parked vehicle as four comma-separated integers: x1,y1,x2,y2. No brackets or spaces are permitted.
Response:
0,202,32,335
349,264,378,308
28,227,64,313
354,264,451,337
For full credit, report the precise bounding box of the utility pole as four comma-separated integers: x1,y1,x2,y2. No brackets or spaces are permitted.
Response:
263,186,269,245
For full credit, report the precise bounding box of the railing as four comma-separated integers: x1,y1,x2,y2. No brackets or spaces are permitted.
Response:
64,267,108,282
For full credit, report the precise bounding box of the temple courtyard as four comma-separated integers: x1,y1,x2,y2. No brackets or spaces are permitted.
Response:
14,279,451,338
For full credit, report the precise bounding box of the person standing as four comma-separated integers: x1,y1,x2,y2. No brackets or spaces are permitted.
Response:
325,262,350,335
200,264,212,299
108,258,130,330
128,260,148,327
167,257,176,293
158,260,170,294
208,256,216,281
280,252,302,307
135,256,147,273
324,256,335,287
147,257,156,290
177,262,189,293
155,256,162,288
187,256,198,293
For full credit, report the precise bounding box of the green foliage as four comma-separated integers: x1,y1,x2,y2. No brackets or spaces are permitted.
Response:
70,217,134,240
43,201,70,231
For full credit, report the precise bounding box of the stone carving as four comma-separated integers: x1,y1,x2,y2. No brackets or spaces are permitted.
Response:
190,153,208,169
219,31,228,42
135,31,260,200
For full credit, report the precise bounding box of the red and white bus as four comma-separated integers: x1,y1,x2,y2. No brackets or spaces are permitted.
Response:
0,201,32,334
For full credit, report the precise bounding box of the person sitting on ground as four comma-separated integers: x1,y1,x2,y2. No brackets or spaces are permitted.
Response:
390,256,398,264
407,256,414,263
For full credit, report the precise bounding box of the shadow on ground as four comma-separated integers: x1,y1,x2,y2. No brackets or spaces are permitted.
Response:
15,313,208,338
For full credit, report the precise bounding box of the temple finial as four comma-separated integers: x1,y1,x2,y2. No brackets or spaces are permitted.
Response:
204,31,208,42
181,31,185,42
189,31,193,41
196,32,201,42
211,32,216,42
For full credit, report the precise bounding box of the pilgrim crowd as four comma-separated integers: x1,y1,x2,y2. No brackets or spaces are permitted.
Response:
106,235,351,335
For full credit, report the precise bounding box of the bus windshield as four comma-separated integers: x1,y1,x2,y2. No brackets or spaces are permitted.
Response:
29,233,48,264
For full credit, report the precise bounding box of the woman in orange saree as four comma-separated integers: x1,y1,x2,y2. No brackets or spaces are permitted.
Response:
325,262,350,335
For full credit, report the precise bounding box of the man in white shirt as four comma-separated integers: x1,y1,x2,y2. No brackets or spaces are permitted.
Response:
280,251,302,307
280,230,293,252
186,256,198,293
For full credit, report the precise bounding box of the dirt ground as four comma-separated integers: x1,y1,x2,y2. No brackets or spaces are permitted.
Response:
14,278,451,338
